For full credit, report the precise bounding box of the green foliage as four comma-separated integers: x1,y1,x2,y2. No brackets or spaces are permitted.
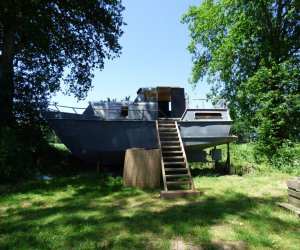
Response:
46,130,61,144
229,142,300,174
182,0,300,156
192,143,300,176
0,126,82,183
35,143,85,177
0,0,125,128
0,127,36,182
230,120,252,143
270,143,300,174
0,1,125,181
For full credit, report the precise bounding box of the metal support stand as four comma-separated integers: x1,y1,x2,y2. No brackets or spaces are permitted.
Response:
213,146,218,167
226,142,231,173
96,158,101,172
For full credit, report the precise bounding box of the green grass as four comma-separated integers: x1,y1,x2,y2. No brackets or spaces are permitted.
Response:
0,172,299,249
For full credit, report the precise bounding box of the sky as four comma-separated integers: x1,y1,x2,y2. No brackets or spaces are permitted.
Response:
51,0,209,109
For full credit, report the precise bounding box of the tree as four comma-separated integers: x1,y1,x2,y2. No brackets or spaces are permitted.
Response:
182,0,300,155
0,0,124,129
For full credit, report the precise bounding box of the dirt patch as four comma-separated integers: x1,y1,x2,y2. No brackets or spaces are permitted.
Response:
22,202,32,208
170,238,247,250
170,238,201,250
211,240,248,250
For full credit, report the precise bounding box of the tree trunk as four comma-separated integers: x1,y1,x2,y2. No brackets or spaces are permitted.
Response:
0,21,16,128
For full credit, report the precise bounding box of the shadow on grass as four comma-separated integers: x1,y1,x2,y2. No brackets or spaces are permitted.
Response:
190,163,230,177
191,166,222,177
1,173,299,249
0,172,122,197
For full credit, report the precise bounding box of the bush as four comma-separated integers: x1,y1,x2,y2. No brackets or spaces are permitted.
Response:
0,127,37,182
270,142,300,174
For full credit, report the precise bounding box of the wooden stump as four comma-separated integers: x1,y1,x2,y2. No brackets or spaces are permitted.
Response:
123,148,161,188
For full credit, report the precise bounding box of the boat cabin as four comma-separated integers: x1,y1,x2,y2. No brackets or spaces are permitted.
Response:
84,87,186,120
135,87,186,118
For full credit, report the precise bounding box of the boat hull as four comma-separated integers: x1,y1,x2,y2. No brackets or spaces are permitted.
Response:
45,111,237,165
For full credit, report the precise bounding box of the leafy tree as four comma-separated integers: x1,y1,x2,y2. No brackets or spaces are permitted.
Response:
182,0,300,155
0,0,124,128
0,0,124,181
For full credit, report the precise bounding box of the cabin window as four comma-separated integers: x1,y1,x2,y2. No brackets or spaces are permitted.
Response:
121,106,129,117
194,112,222,119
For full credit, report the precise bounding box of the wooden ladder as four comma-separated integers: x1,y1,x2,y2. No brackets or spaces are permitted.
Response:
156,120,199,198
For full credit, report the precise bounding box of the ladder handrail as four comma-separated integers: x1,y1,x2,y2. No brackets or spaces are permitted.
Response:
156,121,168,191
175,121,196,191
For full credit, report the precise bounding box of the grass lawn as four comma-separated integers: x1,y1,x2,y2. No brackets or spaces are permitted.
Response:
0,171,299,249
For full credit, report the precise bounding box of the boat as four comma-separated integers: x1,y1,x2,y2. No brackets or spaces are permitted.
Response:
44,86,237,165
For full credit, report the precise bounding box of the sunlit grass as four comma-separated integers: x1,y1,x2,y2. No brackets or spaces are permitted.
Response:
0,172,299,249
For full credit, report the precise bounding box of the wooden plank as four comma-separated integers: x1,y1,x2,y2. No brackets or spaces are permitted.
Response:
277,202,300,217
164,168,187,171
156,121,168,191
159,131,177,134
162,150,183,153
159,128,177,131
164,162,185,165
287,180,300,191
123,149,161,188
158,124,176,127
163,156,184,160
288,196,300,208
165,174,189,178
175,121,196,192
160,136,179,138
288,189,300,199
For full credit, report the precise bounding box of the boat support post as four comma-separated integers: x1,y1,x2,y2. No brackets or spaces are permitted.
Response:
96,157,102,172
225,142,231,172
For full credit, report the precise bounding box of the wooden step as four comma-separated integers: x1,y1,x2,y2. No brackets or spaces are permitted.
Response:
166,181,191,185
164,168,187,171
159,129,177,132
163,156,184,160
277,202,300,217
159,131,178,134
158,124,176,127
165,174,189,178
164,162,185,165
160,190,200,199
160,140,180,143
156,120,197,199
159,126,176,128
162,150,183,154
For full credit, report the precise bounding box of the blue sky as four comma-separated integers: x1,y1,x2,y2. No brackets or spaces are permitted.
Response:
52,0,209,108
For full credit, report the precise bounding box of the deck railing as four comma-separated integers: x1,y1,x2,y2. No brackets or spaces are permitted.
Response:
48,103,169,121
189,98,227,109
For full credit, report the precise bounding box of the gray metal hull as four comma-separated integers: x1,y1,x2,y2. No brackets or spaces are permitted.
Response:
179,121,237,150
46,113,158,165
45,111,237,165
